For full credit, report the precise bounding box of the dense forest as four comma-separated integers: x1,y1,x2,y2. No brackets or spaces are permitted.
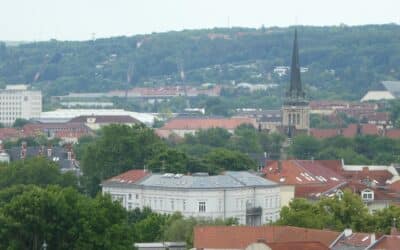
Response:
0,25,399,99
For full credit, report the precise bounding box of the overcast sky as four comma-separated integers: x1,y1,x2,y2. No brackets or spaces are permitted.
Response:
0,0,399,41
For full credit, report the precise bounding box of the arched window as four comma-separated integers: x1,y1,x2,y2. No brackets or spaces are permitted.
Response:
288,114,292,124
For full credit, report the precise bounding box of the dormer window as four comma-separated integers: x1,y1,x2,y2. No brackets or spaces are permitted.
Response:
336,189,344,200
361,189,374,201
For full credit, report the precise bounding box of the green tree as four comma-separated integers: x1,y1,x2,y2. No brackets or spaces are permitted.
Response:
0,157,78,189
204,148,256,173
12,118,30,128
289,135,321,159
278,198,333,229
147,148,188,173
0,186,134,250
195,127,231,147
230,124,262,153
81,124,166,196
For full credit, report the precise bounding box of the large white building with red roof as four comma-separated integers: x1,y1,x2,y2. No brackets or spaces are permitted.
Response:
102,170,281,225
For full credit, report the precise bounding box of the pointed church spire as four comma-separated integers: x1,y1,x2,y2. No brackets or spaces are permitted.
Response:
288,28,304,99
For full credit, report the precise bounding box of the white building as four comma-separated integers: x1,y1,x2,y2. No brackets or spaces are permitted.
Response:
0,85,42,126
37,109,155,126
102,170,281,225
361,91,395,102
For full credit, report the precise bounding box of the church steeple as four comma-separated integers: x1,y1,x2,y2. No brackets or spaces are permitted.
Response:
282,28,310,133
287,28,305,100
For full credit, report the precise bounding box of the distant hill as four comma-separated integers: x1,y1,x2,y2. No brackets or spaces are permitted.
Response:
0,24,399,99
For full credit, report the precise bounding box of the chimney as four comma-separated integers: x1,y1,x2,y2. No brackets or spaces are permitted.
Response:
0,140,3,152
47,146,52,158
20,141,27,159
370,234,376,245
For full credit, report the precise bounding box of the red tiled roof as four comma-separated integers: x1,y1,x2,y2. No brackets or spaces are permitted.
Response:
360,112,390,122
263,160,345,186
193,226,340,249
341,181,397,201
362,124,379,135
295,183,345,198
367,235,400,250
389,180,400,192
263,160,346,198
263,241,329,250
323,165,393,186
310,128,338,139
54,131,89,139
386,129,400,139
0,128,21,140
342,124,358,137
104,169,149,184
333,232,374,249
162,117,257,130
310,124,379,139
309,100,349,110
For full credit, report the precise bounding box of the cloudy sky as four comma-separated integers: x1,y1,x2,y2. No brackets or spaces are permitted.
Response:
0,0,399,41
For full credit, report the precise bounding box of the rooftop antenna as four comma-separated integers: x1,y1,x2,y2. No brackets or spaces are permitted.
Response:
91,32,96,41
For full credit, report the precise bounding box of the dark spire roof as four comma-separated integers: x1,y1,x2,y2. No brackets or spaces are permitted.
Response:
287,29,305,100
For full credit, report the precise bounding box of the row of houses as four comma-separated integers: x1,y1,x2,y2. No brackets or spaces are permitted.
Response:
0,114,142,143
263,159,400,212
191,225,400,250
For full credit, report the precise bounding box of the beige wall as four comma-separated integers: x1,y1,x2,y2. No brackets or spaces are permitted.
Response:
279,185,295,208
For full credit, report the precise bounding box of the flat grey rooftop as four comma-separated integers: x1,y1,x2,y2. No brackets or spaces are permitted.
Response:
137,171,277,189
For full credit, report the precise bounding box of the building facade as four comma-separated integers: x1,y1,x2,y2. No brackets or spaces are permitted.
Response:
282,29,310,134
102,170,281,225
0,85,42,126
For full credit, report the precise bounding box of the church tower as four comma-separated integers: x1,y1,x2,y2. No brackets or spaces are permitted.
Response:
282,29,310,134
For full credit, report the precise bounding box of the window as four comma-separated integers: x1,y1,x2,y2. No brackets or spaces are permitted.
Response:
171,200,174,210
128,194,132,200
199,201,206,213
183,200,186,211
361,189,374,201
297,114,300,124
135,194,139,199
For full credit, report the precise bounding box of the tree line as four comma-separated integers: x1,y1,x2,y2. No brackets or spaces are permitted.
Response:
1,25,399,100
